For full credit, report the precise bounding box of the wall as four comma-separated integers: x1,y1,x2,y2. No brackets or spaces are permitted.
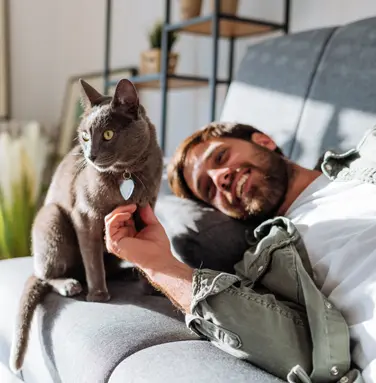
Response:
8,0,376,156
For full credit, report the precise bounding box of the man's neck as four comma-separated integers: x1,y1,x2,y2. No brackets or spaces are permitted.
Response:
277,162,322,216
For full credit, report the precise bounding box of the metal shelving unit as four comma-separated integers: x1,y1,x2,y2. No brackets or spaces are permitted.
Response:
103,0,291,154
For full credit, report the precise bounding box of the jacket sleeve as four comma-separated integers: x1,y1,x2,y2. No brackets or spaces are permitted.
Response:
185,268,313,380
185,217,354,383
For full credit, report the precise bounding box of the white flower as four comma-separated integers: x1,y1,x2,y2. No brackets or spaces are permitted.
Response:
0,121,51,259
0,131,14,205
20,122,50,204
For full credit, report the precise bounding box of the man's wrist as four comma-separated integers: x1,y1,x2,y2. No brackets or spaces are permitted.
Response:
144,255,194,283
142,254,194,314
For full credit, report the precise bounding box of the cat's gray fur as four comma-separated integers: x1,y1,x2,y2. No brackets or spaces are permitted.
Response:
9,79,163,372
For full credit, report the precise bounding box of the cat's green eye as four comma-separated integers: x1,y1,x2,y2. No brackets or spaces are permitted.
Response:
103,130,114,141
82,132,90,142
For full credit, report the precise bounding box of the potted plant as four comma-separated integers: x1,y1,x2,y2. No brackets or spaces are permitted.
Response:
140,21,179,75
0,121,51,260
179,0,202,20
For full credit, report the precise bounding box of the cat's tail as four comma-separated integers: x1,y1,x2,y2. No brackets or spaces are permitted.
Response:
9,275,51,373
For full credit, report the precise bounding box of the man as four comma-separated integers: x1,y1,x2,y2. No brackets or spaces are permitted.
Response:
105,122,375,383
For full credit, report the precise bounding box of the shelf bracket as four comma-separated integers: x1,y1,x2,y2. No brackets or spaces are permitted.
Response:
210,0,220,122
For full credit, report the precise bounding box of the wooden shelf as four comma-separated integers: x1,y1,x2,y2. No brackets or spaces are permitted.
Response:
136,77,208,89
108,74,229,90
103,0,290,153
166,14,282,38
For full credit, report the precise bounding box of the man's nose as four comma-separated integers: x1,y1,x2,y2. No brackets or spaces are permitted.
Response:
208,168,232,192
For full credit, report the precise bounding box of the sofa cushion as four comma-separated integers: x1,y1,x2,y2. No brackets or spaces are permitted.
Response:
220,26,336,158
155,195,252,273
109,340,285,383
290,16,376,168
0,257,199,383
0,257,53,383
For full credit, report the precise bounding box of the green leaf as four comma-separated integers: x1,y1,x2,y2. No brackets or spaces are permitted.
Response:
0,176,34,259
148,20,178,51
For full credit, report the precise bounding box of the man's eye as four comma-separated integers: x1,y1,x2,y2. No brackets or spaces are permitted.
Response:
216,149,227,164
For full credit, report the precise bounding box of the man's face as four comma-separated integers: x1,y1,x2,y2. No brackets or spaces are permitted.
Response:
183,134,289,221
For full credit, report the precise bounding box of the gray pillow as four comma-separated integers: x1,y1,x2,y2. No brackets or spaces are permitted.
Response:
155,195,252,273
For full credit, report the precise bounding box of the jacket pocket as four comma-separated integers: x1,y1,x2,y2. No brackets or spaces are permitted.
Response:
187,316,242,349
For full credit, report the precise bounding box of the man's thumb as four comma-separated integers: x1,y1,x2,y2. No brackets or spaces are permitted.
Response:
139,204,159,226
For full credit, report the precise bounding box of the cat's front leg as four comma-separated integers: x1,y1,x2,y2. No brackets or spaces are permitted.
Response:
79,232,110,302
73,213,110,302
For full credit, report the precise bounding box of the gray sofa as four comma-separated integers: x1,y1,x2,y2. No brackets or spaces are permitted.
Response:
2,16,376,383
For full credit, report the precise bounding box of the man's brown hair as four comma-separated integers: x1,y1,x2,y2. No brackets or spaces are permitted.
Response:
167,122,284,201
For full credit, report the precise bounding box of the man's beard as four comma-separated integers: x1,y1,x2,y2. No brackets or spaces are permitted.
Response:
241,150,289,223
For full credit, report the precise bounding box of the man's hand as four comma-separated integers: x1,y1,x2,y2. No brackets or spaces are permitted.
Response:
104,203,194,313
104,203,171,269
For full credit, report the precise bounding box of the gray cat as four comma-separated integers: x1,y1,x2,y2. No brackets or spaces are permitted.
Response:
9,78,163,372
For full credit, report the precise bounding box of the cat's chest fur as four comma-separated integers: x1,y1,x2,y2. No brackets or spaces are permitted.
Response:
78,163,159,218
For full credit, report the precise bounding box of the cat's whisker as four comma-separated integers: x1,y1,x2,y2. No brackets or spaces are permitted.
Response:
99,156,113,163
132,173,147,191
114,160,129,167
75,158,87,175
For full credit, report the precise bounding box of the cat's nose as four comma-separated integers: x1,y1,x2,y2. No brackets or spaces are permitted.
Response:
89,154,97,162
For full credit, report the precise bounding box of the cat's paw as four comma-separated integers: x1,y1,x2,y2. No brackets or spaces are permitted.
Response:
52,278,82,297
86,290,111,302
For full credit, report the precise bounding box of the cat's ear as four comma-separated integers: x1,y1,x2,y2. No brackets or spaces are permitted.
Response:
111,79,139,111
79,79,104,111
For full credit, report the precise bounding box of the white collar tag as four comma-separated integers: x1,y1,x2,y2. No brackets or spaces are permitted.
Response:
119,171,134,200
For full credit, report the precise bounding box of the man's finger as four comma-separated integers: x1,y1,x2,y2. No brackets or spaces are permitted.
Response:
105,205,136,223
105,227,128,253
139,204,159,226
105,212,132,234
105,204,137,223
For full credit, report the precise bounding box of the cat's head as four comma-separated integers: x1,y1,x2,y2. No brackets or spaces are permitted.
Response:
77,78,152,173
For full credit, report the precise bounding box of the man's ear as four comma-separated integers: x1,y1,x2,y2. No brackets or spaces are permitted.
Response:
251,132,277,151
